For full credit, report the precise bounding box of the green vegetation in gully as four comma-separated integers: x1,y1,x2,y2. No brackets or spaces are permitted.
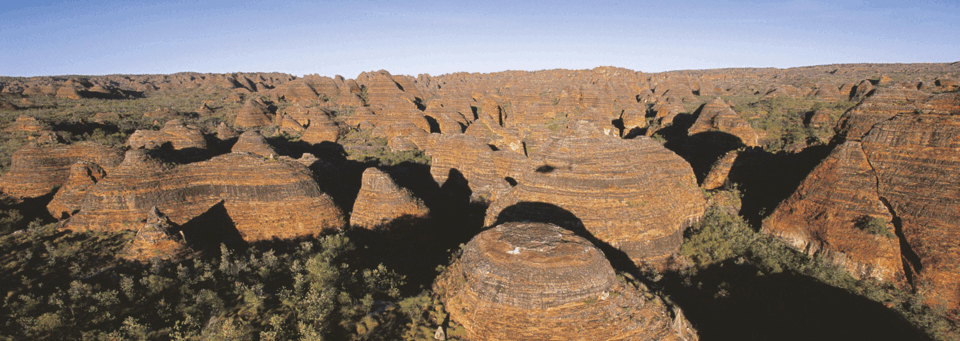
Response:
671,188,956,340
0,222,461,340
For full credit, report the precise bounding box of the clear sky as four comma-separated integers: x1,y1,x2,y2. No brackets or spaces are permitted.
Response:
1,0,958,78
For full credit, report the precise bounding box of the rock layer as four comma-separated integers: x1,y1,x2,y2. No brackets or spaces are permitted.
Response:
435,222,698,341
349,168,429,230
0,142,123,198
485,128,706,265
67,150,345,241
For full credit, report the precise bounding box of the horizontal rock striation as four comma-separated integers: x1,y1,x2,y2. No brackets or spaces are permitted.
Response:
485,125,706,265
765,91,960,310
435,222,698,341
127,119,207,150
67,150,345,242
0,142,123,198
349,167,429,230
762,142,903,283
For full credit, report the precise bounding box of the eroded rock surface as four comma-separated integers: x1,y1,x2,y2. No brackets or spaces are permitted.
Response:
67,150,345,242
435,222,698,341
765,91,960,310
349,168,429,230
485,126,706,266
0,142,123,198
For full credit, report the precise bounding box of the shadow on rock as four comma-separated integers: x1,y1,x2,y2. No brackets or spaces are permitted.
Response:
728,145,832,227
659,259,927,341
489,201,641,279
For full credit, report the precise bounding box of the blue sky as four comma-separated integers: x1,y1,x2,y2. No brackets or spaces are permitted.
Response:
1,0,958,77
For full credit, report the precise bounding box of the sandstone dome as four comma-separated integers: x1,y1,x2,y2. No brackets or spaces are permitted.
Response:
435,222,698,341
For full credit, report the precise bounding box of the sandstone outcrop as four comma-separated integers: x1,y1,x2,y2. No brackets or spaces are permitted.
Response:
484,124,706,265
120,206,193,262
127,119,207,150
762,142,903,283
233,98,273,129
299,112,340,145
435,222,698,341
349,168,429,230
216,122,239,141
765,91,960,310
0,142,123,198
701,151,738,191
429,134,528,203
835,86,928,141
47,161,108,218
67,150,345,241
3,115,48,135
231,130,277,157
688,97,760,147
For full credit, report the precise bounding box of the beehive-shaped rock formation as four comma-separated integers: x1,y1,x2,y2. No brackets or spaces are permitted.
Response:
66,150,345,241
429,134,528,203
349,168,429,230
688,98,760,147
127,119,207,150
0,142,123,198
120,207,192,261
232,130,277,157
47,161,108,218
3,115,48,135
233,98,273,129
300,112,340,145
485,126,706,265
435,222,698,341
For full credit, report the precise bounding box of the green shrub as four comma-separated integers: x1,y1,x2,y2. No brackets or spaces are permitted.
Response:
857,216,896,238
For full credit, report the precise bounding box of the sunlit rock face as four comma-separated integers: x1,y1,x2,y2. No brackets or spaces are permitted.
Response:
435,221,699,341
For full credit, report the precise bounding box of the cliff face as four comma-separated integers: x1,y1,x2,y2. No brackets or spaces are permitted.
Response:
765,91,960,309
67,150,345,242
485,123,706,266
762,141,903,283
435,222,698,341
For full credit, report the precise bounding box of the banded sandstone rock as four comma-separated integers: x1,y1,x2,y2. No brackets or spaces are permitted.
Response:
688,98,761,147
3,115,48,135
232,131,277,158
485,127,706,266
120,206,192,262
47,161,107,218
233,98,273,129
835,86,928,141
349,168,429,230
765,92,960,311
435,222,698,341
0,142,123,198
429,134,528,203
67,150,345,241
762,142,903,283
127,119,207,150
